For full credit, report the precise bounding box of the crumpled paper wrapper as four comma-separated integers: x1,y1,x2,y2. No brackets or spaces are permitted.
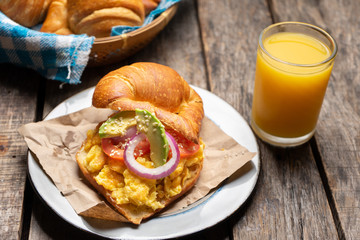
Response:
18,107,256,222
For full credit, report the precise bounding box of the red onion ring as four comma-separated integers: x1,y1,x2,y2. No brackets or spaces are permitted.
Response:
124,132,180,179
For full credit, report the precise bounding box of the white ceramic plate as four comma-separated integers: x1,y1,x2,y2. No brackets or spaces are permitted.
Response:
28,86,260,239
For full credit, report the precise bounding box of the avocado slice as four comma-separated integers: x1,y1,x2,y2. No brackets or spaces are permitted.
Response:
99,111,137,138
135,109,169,167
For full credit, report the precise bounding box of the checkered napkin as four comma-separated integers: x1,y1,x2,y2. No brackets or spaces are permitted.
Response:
0,12,94,84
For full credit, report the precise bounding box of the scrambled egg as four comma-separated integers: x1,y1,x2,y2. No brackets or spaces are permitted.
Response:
83,129,204,211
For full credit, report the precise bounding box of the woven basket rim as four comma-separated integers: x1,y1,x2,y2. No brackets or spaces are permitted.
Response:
93,4,178,44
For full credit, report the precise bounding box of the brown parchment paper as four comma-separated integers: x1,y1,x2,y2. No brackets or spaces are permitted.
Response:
18,107,256,222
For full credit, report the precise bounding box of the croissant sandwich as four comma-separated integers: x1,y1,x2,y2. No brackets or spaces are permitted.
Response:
76,62,205,224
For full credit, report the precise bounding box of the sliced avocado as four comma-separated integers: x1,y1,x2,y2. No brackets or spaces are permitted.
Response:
135,109,169,167
99,111,136,138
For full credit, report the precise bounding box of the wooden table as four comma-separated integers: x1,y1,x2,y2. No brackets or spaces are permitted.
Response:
1,0,359,239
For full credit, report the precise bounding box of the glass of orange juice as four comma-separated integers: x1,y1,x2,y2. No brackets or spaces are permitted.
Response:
251,22,337,147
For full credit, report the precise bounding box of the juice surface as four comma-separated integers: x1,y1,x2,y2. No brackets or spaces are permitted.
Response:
252,32,333,138
264,32,331,64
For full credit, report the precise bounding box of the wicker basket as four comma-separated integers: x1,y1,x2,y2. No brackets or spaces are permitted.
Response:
88,4,178,66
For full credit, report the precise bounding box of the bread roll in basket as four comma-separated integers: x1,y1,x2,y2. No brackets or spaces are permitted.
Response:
89,4,177,66
39,0,176,65
1,0,177,66
0,0,51,27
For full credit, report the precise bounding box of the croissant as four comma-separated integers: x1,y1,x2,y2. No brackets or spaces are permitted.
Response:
0,0,51,27
40,0,73,35
68,0,145,37
92,62,204,143
76,62,205,224
41,0,146,37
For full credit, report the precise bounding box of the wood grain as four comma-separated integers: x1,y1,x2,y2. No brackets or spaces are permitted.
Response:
0,64,41,240
270,0,360,239
232,144,339,239
197,0,338,239
131,0,207,90
197,0,269,120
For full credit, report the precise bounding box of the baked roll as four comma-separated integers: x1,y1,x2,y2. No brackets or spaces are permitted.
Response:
40,0,73,35
68,0,145,37
76,62,205,224
0,0,51,27
41,0,146,37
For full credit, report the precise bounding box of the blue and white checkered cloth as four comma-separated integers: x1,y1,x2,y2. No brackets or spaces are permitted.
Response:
0,12,94,84
0,0,180,84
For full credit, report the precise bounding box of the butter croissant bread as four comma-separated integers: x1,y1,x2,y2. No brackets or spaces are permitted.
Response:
0,0,51,27
76,62,205,224
41,0,159,37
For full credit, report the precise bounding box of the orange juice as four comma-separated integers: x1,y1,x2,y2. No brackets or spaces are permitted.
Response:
251,23,337,146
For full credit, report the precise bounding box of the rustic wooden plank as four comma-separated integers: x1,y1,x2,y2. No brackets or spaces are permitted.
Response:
270,0,360,239
197,0,270,120
0,64,41,240
232,144,339,239
28,0,209,239
197,0,339,239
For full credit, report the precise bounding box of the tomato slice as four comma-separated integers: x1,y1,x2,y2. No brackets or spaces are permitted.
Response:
134,139,151,158
101,137,124,160
178,139,200,158
166,130,200,158
101,136,150,161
